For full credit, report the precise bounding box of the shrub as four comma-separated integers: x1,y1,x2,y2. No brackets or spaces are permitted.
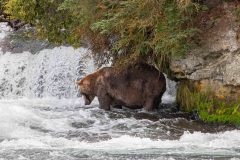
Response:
2,0,202,68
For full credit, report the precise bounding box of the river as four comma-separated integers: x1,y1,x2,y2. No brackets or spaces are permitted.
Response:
0,23,239,160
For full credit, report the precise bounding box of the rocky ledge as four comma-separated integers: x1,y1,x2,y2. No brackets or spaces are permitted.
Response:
171,1,240,98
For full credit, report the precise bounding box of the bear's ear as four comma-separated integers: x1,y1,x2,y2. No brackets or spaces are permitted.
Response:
76,80,82,85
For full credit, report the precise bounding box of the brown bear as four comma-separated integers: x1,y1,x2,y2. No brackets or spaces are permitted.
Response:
77,63,166,111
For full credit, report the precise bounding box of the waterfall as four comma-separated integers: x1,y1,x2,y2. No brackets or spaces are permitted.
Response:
0,23,94,99
162,76,176,104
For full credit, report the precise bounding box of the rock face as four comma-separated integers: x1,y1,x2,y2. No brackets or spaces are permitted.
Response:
170,1,240,99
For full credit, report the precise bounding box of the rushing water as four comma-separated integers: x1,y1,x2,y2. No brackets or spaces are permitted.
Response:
0,23,239,160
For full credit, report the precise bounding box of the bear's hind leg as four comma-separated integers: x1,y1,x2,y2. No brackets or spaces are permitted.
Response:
143,98,155,112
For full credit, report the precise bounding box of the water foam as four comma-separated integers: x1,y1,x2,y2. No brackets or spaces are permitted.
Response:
0,23,11,40
0,98,239,157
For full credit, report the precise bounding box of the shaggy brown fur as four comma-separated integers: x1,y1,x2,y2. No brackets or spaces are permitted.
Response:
77,63,166,111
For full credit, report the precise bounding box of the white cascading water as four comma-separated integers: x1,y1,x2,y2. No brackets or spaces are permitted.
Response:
0,23,240,160
0,23,94,99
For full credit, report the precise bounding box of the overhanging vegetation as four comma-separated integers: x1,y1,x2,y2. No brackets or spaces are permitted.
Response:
0,0,203,68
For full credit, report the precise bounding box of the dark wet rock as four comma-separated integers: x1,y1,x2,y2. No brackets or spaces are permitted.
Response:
29,126,52,133
71,120,95,129
65,131,91,139
108,110,133,119
158,103,179,113
134,112,160,122
0,26,53,54
111,123,129,130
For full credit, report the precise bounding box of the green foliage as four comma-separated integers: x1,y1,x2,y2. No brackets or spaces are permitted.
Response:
198,99,240,126
177,82,240,126
89,0,201,68
3,0,80,44
0,0,5,10
1,0,202,68
176,81,196,112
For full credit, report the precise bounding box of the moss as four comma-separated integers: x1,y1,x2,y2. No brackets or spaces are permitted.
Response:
177,81,240,126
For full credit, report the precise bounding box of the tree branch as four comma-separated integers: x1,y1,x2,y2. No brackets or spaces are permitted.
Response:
0,14,26,30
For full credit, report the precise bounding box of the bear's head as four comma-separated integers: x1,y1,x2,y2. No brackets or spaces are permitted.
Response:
77,76,96,105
